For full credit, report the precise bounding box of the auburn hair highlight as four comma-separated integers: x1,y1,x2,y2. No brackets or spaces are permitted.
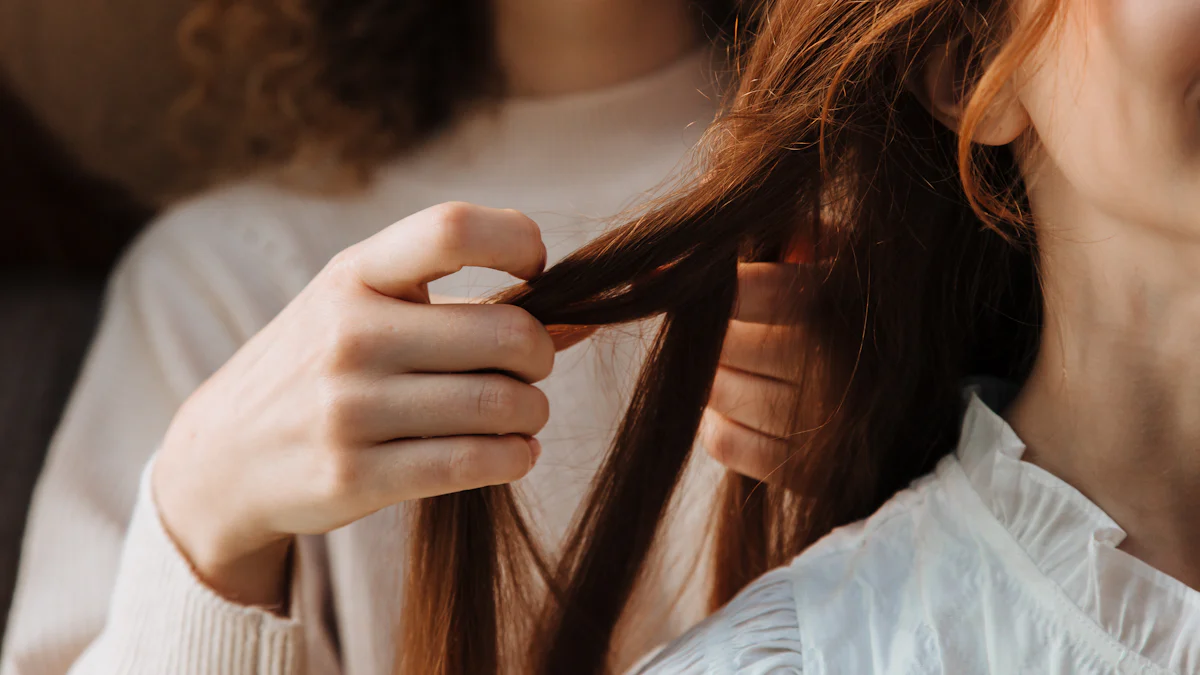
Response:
398,0,1063,673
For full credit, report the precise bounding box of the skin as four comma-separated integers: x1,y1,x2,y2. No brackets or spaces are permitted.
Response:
702,262,812,482
927,0,1200,589
154,0,801,608
494,0,701,96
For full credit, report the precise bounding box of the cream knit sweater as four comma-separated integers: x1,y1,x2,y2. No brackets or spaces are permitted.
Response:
0,53,724,675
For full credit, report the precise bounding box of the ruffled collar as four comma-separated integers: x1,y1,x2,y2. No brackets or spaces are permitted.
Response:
955,389,1200,674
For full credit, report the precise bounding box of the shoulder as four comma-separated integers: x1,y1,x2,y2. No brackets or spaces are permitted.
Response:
770,469,958,640
110,178,380,334
771,465,974,671
634,469,958,675
124,179,351,291
632,567,804,674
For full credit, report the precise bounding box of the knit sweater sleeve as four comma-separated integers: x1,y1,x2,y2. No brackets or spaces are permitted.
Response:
63,462,304,674
0,191,331,675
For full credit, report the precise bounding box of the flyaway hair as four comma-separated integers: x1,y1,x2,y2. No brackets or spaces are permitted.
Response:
399,0,1062,673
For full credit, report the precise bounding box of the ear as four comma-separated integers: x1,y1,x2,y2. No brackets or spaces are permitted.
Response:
909,38,1030,146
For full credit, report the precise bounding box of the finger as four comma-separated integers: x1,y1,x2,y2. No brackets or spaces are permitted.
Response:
734,262,812,324
357,434,537,505
353,202,546,300
427,294,576,360
708,365,800,439
333,373,550,443
699,409,794,483
720,321,806,381
366,302,555,383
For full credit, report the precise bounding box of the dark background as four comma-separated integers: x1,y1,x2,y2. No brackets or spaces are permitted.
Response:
0,75,151,641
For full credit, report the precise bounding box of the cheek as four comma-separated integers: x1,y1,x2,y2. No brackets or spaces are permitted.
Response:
1108,0,1200,82
1108,0,1200,150
1093,1,1200,154
1017,0,1200,230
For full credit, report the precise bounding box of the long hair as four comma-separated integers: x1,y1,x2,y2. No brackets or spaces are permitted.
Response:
172,0,744,189
399,0,1062,673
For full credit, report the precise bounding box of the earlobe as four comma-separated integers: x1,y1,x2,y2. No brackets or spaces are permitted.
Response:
971,82,1031,146
911,41,1031,147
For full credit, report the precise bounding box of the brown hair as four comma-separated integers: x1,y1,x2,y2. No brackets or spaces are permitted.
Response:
173,0,744,189
399,0,1064,673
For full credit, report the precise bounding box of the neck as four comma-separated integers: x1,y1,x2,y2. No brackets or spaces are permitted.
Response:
1009,174,1200,588
492,0,700,97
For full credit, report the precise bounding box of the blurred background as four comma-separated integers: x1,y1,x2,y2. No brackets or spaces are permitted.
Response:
0,0,202,639
0,0,741,650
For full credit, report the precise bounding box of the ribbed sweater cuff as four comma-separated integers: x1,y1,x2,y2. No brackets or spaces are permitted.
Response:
100,459,303,674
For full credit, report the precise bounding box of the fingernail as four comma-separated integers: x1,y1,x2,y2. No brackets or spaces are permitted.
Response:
528,438,542,467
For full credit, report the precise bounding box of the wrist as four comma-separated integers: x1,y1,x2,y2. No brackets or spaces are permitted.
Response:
152,453,292,610
187,538,294,612
165,513,293,610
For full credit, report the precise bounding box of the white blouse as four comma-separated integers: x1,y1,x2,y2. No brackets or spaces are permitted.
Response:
636,388,1200,674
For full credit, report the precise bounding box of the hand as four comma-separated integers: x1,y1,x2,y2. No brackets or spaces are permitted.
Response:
702,262,809,485
154,203,557,607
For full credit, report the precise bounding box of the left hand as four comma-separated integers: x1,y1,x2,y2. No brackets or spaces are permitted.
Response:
702,262,810,484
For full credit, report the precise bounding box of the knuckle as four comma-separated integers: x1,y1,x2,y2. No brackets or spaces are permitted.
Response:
493,307,543,359
705,424,784,481
314,452,361,501
314,378,364,445
441,437,489,487
322,247,364,286
476,377,518,420
703,421,742,468
507,209,541,246
444,437,527,488
323,311,372,372
327,246,358,271
429,202,475,254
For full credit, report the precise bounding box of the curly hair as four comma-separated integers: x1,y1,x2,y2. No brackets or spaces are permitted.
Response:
173,0,744,191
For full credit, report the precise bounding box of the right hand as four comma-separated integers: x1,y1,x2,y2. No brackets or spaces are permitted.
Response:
154,203,556,608
702,262,811,488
